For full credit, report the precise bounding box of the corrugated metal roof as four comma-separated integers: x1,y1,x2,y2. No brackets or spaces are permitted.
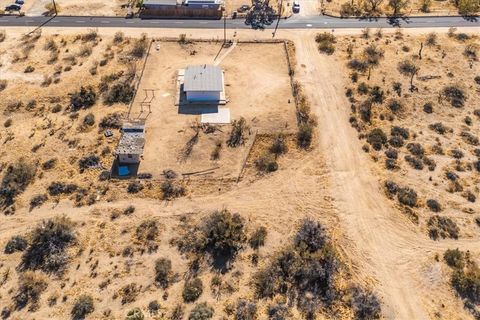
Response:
184,64,223,92
143,0,178,6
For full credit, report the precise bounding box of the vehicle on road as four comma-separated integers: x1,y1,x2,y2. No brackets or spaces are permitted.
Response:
292,1,300,13
15,0,24,4
237,4,250,12
5,4,21,10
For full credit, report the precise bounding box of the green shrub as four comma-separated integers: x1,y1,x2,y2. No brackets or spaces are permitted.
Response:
189,302,214,320
182,278,203,303
71,295,94,320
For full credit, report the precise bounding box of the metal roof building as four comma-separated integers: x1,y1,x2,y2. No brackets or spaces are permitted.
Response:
116,122,145,164
183,65,224,102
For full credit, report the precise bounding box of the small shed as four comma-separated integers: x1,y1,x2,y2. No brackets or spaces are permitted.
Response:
116,122,145,164
184,64,224,102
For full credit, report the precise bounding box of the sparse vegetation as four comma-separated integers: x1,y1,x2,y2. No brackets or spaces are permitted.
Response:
182,278,203,303
227,117,249,147
71,295,94,320
14,271,48,310
0,159,37,210
189,302,214,320
4,235,28,254
315,33,336,55
428,216,459,240
154,258,173,288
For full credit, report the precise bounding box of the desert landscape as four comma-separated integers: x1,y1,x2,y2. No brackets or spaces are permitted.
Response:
0,21,479,320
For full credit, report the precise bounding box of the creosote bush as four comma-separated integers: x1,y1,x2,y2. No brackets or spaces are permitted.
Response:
0,159,37,209
104,81,135,105
235,299,257,320
174,209,246,270
367,128,387,151
21,216,75,273
71,295,94,320
29,194,48,211
135,219,159,253
255,154,278,173
350,286,382,320
428,215,459,240
161,180,186,200
182,278,203,303
397,187,417,207
189,302,214,320
315,32,336,55
99,113,122,129
70,86,97,111
154,257,172,288
270,134,288,156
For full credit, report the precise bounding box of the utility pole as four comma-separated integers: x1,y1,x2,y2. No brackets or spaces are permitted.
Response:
52,0,57,15
223,10,227,46
272,0,283,38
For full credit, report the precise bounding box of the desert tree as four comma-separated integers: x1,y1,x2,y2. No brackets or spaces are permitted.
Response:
398,59,420,91
363,44,384,80
388,0,409,15
363,0,384,14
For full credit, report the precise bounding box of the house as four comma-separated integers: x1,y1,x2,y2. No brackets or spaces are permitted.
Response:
116,122,145,164
183,0,222,9
183,64,224,102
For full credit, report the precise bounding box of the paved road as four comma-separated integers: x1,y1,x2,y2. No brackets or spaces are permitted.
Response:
0,14,478,29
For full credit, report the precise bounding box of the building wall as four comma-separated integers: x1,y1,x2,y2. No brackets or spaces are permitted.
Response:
141,6,222,18
186,91,220,102
118,154,140,164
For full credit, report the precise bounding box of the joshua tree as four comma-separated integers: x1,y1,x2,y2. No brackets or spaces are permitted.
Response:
398,59,420,91
363,44,384,80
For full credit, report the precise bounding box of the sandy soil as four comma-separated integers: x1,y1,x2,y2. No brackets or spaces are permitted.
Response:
323,0,460,16
25,0,129,16
0,26,480,320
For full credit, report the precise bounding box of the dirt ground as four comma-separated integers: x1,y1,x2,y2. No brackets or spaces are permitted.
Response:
130,40,296,179
22,0,129,16
1,26,480,320
323,0,460,16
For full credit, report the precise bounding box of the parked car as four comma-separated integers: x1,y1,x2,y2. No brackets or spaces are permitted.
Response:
237,4,250,12
292,1,300,13
15,0,24,4
5,4,21,10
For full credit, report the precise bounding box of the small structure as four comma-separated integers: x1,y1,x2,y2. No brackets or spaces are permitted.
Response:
143,0,179,10
116,122,145,164
184,0,222,9
183,64,224,103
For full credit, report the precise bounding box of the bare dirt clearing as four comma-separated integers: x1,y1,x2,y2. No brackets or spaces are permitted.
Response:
130,40,296,180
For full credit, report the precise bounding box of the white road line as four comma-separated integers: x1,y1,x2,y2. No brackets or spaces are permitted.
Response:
306,24,312,27
76,20,85,23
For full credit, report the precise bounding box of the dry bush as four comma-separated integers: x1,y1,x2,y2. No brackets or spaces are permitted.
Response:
255,154,278,173
70,86,97,111
350,286,382,320
174,209,246,271
126,307,144,320
249,226,267,249
113,32,124,44
270,134,288,156
118,283,140,305
236,299,257,320
183,278,203,303
4,235,27,254
78,155,100,173
254,219,341,314
297,122,314,149
104,81,135,105
0,30,5,43
48,181,78,196
0,79,7,91
426,199,442,212
14,271,48,310
315,33,336,55
267,303,290,320
130,34,148,59
444,249,465,269
161,180,185,200
71,295,94,320
171,304,185,320
227,117,249,147
29,194,48,211
428,215,459,240
367,128,387,151
155,258,173,288
211,140,223,160
397,187,417,207
99,113,122,129
442,85,466,107
135,219,159,253
189,302,214,320
80,29,98,42
20,216,75,273
0,159,37,209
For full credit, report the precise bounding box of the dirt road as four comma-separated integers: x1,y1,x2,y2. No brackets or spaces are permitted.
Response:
293,34,480,319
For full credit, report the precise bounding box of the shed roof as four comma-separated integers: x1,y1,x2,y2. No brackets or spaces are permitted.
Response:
116,122,145,155
184,64,223,92
143,0,178,6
